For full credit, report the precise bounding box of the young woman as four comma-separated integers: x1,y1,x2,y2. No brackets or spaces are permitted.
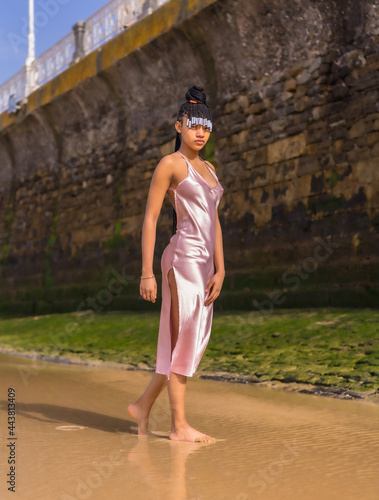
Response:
128,85,225,443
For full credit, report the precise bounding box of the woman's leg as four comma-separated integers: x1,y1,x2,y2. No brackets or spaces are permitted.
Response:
166,269,213,443
128,372,167,435
127,266,178,434
129,268,213,441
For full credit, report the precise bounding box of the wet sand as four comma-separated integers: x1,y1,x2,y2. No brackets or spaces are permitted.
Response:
0,351,378,500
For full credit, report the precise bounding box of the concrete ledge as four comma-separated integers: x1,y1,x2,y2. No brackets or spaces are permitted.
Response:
0,0,216,132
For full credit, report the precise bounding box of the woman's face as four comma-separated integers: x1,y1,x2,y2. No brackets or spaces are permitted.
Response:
175,114,211,150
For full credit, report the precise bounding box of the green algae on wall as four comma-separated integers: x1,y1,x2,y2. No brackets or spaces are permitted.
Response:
105,220,126,250
43,197,59,288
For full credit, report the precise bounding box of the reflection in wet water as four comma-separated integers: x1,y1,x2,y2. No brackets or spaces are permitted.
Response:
126,436,211,500
0,353,378,500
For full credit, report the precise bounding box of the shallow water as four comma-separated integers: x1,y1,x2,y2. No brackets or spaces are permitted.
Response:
0,352,378,500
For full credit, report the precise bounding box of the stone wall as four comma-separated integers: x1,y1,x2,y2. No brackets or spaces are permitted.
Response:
0,0,379,314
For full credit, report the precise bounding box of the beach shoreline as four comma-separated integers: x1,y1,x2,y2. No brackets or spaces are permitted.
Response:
1,346,378,406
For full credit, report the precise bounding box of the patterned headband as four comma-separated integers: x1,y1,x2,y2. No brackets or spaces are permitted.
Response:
186,116,213,131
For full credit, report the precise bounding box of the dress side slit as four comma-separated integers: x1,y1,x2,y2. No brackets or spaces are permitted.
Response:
167,267,180,356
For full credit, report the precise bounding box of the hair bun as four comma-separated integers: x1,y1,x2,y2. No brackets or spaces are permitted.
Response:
185,85,207,105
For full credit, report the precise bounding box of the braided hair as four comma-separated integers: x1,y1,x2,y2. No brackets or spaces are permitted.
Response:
173,85,213,235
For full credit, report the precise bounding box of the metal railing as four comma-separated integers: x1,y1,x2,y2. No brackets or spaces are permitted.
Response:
34,30,75,88
0,0,167,115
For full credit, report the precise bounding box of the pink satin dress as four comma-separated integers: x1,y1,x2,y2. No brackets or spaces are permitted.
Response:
155,151,224,379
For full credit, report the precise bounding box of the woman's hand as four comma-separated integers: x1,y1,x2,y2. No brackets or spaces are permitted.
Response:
140,276,157,303
204,271,225,306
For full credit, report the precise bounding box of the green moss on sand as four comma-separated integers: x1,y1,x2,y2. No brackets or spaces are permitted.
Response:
0,308,378,393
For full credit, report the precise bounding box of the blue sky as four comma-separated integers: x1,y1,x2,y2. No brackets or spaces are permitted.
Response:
0,0,111,85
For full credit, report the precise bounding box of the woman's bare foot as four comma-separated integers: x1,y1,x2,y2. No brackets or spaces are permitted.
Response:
128,402,153,436
169,423,215,443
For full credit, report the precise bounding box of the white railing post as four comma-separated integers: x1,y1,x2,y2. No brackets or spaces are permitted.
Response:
1,0,169,115
25,0,36,98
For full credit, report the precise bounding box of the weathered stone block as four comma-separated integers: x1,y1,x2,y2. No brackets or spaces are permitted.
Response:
267,134,307,164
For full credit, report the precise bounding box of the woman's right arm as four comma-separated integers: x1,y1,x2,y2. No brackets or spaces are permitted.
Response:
140,155,174,303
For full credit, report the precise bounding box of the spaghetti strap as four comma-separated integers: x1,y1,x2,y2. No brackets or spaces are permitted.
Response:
177,151,219,190
199,157,218,181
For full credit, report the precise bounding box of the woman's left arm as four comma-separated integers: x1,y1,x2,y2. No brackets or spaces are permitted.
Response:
205,210,225,305
213,210,225,276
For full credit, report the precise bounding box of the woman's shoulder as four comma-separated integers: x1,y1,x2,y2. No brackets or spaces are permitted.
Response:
154,153,182,182
159,153,216,173
159,152,181,165
155,153,177,170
